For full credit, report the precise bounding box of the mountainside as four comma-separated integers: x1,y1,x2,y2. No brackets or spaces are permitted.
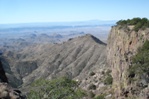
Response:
22,34,107,85
107,18,149,98
1,34,108,92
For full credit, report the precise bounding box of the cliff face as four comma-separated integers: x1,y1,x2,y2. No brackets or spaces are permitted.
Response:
107,26,149,98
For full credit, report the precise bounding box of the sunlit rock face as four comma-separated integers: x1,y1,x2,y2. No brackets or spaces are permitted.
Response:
107,25,149,98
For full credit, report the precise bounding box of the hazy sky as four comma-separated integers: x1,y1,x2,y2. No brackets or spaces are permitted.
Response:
0,0,149,24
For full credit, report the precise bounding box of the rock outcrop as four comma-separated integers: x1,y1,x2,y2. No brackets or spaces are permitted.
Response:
0,57,23,88
0,59,26,99
107,25,149,98
0,83,26,99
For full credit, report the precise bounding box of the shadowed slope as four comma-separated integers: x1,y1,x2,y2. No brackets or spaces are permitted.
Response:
0,59,8,83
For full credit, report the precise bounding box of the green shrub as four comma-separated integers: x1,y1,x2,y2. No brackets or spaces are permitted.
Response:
89,71,95,76
103,69,113,85
134,22,143,32
94,94,105,99
101,71,105,75
105,69,112,75
104,74,113,85
116,17,149,31
128,40,149,82
88,84,96,90
88,91,95,98
27,77,86,99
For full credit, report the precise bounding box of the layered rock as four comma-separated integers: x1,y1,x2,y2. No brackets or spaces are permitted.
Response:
107,25,149,98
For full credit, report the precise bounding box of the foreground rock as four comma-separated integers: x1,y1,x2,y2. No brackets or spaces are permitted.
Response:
0,83,26,99
0,59,26,99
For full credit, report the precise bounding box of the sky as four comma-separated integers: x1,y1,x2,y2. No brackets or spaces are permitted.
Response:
0,0,149,24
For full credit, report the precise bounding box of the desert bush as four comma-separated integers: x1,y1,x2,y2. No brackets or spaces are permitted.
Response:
88,84,96,90
103,69,113,85
128,40,149,83
87,91,95,98
116,17,149,32
27,77,86,99
94,94,105,99
89,71,95,76
129,40,149,75
104,74,113,85
105,69,111,75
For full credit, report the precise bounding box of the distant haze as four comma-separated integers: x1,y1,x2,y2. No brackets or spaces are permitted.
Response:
0,20,116,29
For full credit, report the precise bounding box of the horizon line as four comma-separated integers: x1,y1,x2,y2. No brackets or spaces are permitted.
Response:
0,19,117,25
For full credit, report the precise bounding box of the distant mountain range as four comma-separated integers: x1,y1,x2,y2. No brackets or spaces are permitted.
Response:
0,20,116,29
0,34,108,91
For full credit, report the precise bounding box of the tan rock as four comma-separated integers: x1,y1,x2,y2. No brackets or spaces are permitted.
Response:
107,25,149,98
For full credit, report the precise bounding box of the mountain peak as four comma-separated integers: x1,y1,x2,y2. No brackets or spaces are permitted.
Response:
77,34,106,45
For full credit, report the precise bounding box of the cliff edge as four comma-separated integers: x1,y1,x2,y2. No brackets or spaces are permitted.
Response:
107,18,149,98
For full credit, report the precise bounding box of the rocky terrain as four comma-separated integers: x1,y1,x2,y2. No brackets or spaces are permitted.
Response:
107,18,149,98
2,18,149,99
0,58,25,99
21,34,107,85
0,33,110,98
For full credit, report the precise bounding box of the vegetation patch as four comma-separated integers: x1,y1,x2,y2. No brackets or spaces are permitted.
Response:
94,94,105,99
116,17,149,31
27,77,86,99
88,84,96,90
128,40,149,85
103,70,113,85
89,71,96,76
104,75,113,85
87,91,95,98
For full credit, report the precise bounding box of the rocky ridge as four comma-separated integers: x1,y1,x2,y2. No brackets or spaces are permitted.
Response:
1,34,108,94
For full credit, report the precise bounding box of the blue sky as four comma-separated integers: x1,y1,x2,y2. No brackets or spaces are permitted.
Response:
0,0,149,24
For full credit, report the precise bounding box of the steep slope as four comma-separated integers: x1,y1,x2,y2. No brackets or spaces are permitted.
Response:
0,57,23,87
107,24,149,98
1,34,107,91
22,34,107,86
0,59,26,98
